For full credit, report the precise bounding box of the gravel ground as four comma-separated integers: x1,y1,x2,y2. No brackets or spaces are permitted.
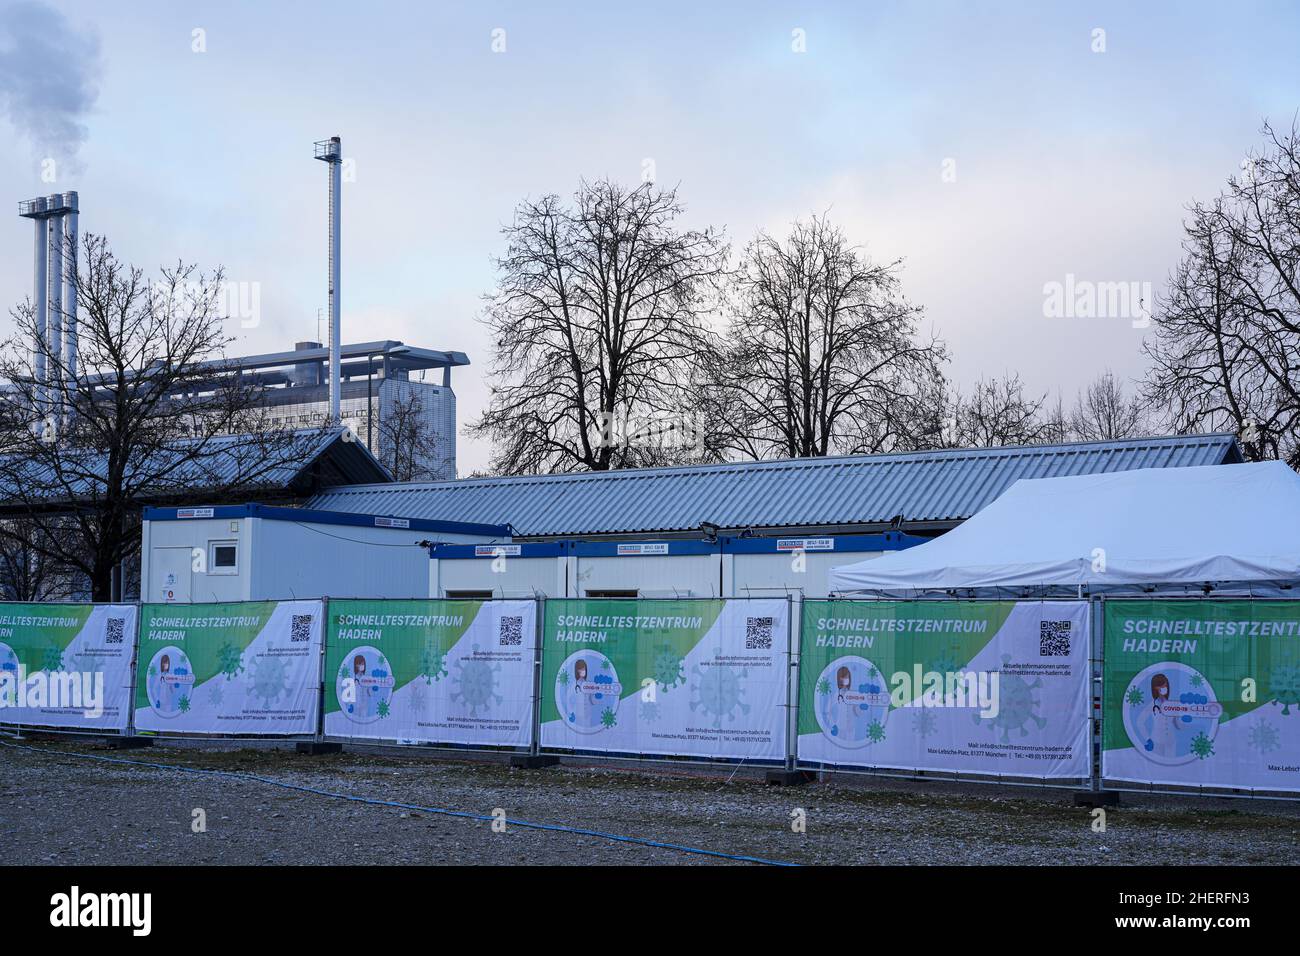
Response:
2,737,1298,865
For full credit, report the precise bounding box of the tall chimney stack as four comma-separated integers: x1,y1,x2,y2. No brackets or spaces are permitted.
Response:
314,136,343,424
46,194,64,397
19,196,50,412
62,191,79,383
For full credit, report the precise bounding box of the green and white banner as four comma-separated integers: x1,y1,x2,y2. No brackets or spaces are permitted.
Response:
323,599,536,747
1104,600,1300,792
133,601,324,735
540,598,790,761
0,604,136,731
797,601,1090,778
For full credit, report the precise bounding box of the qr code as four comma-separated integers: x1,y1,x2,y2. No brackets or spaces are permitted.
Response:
105,618,125,644
499,615,523,646
290,614,314,643
1040,620,1072,656
746,616,774,650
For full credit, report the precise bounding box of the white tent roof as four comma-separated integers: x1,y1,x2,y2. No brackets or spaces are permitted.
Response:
829,461,1300,595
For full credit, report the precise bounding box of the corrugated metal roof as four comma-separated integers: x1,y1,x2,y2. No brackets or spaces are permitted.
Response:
307,434,1243,537
0,427,391,512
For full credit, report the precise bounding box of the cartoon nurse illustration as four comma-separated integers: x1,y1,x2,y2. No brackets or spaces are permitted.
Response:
157,653,177,712
832,665,857,737
1141,672,1183,758
351,654,374,718
571,658,594,724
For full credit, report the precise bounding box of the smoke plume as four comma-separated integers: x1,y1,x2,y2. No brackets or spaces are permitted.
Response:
0,1,102,170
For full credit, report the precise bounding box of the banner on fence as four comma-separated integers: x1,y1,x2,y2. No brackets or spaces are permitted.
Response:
1103,600,1300,792
797,601,1090,778
0,604,137,731
322,599,536,747
539,598,789,760
133,600,324,735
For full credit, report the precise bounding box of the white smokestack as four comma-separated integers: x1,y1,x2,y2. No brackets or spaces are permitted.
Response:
23,196,49,403
46,194,64,397
61,191,78,383
314,136,342,424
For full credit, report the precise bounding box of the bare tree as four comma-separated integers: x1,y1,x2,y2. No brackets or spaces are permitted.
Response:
706,214,947,459
947,373,1047,448
1038,393,1071,444
1069,370,1149,441
0,520,66,601
1143,121,1300,466
471,180,728,474
0,233,325,600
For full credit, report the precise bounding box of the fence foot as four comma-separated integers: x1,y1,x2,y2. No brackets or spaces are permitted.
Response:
765,769,810,786
510,754,560,769
295,742,342,755
103,736,153,750
1073,790,1120,808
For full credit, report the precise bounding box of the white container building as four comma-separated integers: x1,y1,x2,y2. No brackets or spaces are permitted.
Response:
142,504,509,603
427,533,921,600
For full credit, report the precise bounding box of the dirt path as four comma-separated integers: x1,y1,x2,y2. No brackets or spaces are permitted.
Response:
2,739,1297,865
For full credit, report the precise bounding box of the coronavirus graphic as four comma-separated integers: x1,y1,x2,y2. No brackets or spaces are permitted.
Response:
73,650,107,679
639,698,661,723
408,681,428,713
556,668,570,687
247,656,289,706
600,707,618,729
217,642,245,679
651,645,685,692
207,682,224,708
376,699,390,719
1190,674,1204,688
973,655,1046,742
689,663,749,727
1190,731,1215,759
177,694,190,713
1267,664,1300,715
929,647,965,681
911,707,937,738
816,677,831,697
1247,717,1280,754
41,645,64,673
420,642,447,684
866,719,886,743
1125,685,1145,707
451,646,502,716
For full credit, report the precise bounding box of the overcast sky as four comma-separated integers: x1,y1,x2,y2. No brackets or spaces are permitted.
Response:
2,0,1297,474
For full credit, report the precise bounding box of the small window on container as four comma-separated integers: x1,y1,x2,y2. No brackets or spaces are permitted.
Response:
208,541,238,575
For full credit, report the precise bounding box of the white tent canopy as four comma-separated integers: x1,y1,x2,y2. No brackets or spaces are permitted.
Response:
829,462,1300,595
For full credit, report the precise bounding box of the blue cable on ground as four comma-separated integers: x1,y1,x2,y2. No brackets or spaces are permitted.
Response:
0,739,797,867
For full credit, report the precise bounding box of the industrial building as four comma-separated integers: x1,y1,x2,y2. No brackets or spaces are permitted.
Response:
200,339,466,480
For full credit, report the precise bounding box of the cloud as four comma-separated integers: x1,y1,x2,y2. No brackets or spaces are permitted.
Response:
0,0,101,168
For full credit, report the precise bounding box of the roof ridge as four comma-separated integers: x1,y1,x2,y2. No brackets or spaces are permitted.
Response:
318,432,1239,494
307,433,1242,536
